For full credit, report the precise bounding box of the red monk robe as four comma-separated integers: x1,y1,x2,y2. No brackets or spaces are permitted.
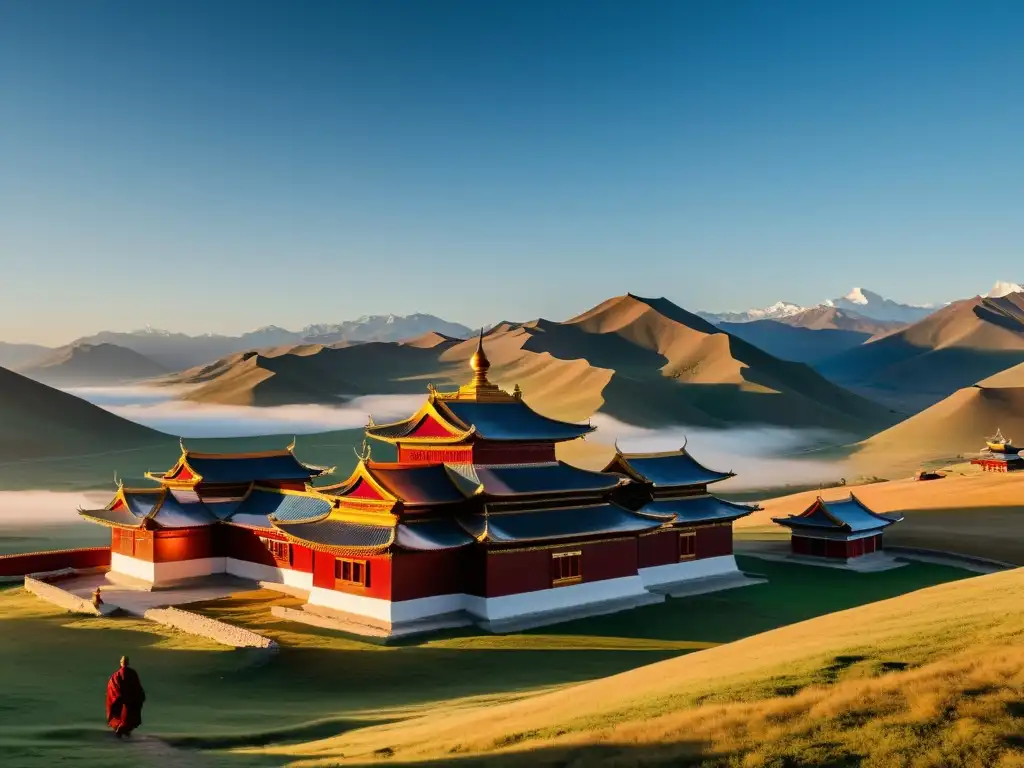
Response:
106,657,146,736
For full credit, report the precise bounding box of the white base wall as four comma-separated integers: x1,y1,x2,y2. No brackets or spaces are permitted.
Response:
465,575,649,622
307,587,464,624
309,576,650,626
637,555,739,589
226,558,313,591
110,553,313,589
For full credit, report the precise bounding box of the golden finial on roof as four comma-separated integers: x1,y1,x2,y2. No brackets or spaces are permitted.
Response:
287,436,297,452
512,383,522,399
353,439,372,462
469,328,490,379
113,472,122,489
179,436,187,453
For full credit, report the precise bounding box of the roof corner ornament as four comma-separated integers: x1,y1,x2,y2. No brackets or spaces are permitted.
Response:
681,434,688,452
353,439,372,463
287,435,297,452
113,471,123,489
367,414,375,427
512,383,522,400
179,436,187,453
614,438,621,454
427,382,437,399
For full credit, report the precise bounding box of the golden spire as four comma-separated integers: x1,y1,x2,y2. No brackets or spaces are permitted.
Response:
469,328,491,385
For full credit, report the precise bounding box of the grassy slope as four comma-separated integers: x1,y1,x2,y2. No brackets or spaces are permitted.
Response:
738,471,1024,565
258,568,1024,767
0,556,973,767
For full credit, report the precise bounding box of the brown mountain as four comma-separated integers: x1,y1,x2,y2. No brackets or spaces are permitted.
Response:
163,294,895,435
0,365,162,460
778,306,904,336
16,343,168,387
721,307,904,365
817,293,1024,413
851,359,1024,476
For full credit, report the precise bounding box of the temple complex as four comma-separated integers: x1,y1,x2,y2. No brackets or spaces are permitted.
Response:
81,332,756,635
970,429,1023,472
772,494,903,561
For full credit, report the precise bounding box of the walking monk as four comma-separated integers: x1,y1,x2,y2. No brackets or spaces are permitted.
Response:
106,655,146,737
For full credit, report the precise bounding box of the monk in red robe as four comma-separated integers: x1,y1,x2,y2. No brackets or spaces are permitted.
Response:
106,656,146,737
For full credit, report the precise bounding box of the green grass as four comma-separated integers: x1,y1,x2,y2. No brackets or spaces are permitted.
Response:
0,556,976,766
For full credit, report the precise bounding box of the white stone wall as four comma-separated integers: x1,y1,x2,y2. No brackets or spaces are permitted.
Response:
637,554,739,589
143,606,277,649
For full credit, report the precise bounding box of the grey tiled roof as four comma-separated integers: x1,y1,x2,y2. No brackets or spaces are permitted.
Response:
639,495,755,524
460,502,661,543
616,452,732,488
442,400,593,442
446,461,622,496
275,519,394,549
227,489,332,529
395,519,475,551
187,453,326,484
773,496,901,532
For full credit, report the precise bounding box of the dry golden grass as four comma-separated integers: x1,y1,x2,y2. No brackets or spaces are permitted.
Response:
242,569,1024,767
738,471,1024,565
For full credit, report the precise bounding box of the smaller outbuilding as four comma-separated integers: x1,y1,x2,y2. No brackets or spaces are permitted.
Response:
772,494,903,561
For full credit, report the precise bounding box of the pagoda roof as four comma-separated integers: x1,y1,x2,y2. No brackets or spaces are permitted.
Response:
318,461,467,506
226,487,334,530
79,487,221,530
772,494,902,533
604,447,733,488
444,461,625,497
459,502,662,543
637,495,755,525
79,484,332,531
365,333,594,445
274,513,396,555
146,443,334,486
394,519,476,551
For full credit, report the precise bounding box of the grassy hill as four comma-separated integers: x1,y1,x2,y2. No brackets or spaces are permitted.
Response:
16,342,168,386
0,365,164,462
160,294,897,435
236,568,1024,766
0,555,981,767
817,293,1024,412
737,471,1024,565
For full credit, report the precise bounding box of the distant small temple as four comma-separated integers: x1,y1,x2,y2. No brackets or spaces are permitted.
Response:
80,332,756,635
772,494,903,561
970,429,1023,473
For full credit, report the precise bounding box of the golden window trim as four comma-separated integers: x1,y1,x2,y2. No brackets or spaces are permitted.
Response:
551,550,582,559
552,575,582,587
335,556,370,587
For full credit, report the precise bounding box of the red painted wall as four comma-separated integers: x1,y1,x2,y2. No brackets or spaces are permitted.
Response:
344,478,387,501
409,415,461,439
398,445,474,464
473,441,557,464
638,530,678,568
485,549,551,597
582,538,637,583
695,524,733,559
391,549,466,601
311,550,393,600
153,528,219,563
290,544,314,573
0,547,110,577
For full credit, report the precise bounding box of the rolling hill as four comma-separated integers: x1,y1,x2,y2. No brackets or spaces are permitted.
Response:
0,365,163,461
816,292,1024,412
722,307,904,363
16,343,168,386
257,568,1024,767
850,359,1024,475
161,294,897,434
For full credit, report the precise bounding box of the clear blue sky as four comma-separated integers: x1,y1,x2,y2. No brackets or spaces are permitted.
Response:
1,0,1022,344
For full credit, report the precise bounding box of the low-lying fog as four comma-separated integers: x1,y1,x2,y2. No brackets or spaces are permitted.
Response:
9,386,854,529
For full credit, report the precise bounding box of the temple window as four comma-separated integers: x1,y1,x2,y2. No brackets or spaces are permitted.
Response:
679,531,696,561
259,536,290,561
551,551,582,587
335,558,369,587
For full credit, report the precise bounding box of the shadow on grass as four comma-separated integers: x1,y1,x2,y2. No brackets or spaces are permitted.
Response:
163,716,388,749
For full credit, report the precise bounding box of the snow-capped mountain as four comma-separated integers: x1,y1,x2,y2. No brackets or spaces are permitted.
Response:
300,314,472,343
823,288,935,324
701,287,936,325
697,301,807,324
987,281,1024,298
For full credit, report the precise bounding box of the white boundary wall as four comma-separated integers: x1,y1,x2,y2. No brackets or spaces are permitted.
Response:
109,553,316,589
637,555,739,589
225,558,313,590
